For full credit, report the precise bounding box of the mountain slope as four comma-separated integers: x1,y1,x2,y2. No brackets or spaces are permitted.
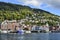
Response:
0,2,60,26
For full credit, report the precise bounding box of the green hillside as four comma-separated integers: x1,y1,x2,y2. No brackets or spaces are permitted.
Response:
0,2,60,26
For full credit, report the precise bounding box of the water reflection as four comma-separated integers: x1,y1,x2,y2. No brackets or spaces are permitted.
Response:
49,33,60,40
1,33,60,40
0,33,49,40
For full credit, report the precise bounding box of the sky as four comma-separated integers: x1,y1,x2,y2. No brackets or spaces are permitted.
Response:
0,0,60,16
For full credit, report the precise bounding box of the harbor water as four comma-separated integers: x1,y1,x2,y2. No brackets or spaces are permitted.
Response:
0,33,60,40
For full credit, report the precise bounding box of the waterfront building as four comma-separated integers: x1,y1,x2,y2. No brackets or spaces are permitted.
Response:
1,20,20,32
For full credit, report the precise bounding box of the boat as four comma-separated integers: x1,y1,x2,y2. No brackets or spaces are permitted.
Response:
51,30,60,33
25,31,31,33
17,30,24,34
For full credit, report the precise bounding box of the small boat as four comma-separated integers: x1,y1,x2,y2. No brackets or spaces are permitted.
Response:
51,30,60,33
1,30,8,33
17,30,24,34
25,31,31,33
1,30,11,33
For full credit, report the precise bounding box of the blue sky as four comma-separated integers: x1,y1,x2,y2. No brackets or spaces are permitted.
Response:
0,0,60,16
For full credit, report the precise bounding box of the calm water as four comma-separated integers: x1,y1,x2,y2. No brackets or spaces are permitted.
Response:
0,33,60,40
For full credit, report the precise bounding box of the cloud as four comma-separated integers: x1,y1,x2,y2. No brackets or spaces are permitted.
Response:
24,0,39,6
42,0,60,8
18,0,60,9
18,0,43,6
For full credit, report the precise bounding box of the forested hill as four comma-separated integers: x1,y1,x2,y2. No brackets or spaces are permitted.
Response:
0,2,60,26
